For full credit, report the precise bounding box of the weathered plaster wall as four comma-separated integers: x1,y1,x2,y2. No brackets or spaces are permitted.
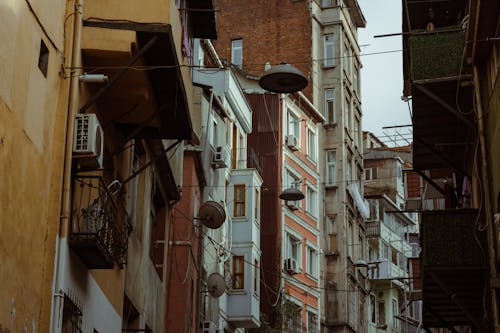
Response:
0,1,69,331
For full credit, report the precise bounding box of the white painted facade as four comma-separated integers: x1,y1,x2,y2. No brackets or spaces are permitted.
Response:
193,42,262,332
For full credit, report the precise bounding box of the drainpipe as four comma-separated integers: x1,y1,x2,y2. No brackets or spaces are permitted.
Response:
49,0,83,331
473,65,498,328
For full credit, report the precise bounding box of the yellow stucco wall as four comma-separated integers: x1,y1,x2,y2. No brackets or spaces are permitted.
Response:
0,1,69,332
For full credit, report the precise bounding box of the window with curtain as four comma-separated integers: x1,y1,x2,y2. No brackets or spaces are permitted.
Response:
232,256,245,289
234,184,246,217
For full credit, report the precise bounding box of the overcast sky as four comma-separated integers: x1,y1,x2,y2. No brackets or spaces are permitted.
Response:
358,0,413,145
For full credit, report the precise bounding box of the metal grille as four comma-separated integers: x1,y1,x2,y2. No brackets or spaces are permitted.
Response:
74,115,90,152
62,293,82,333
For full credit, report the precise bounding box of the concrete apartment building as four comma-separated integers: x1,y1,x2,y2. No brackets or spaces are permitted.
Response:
363,140,418,333
242,90,324,332
0,0,216,332
214,0,367,332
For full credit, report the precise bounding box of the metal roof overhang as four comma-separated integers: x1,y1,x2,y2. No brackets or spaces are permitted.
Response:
411,77,476,175
420,209,489,330
81,21,193,141
188,0,217,39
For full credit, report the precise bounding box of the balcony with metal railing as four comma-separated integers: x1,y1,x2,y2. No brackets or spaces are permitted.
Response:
69,176,130,269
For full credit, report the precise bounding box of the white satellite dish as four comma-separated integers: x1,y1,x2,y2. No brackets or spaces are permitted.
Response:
198,201,226,229
207,272,226,298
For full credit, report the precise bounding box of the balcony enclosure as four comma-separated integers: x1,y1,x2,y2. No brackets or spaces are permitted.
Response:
69,176,129,269
402,0,476,174
420,209,488,329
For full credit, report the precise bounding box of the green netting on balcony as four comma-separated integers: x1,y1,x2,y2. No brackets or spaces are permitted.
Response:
409,30,466,81
421,209,487,267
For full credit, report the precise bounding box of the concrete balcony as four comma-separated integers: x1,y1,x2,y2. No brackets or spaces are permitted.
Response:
79,1,210,141
367,259,405,281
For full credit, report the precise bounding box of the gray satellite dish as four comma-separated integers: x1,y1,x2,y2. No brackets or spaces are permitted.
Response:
198,201,226,229
207,273,226,298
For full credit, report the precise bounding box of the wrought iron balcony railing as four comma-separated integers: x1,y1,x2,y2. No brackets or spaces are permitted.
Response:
69,176,130,269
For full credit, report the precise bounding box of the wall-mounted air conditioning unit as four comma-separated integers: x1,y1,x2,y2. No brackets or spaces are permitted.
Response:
201,320,217,333
212,146,229,169
286,135,299,151
73,114,104,169
284,258,299,275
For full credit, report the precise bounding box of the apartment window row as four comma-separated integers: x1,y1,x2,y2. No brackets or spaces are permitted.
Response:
286,110,318,162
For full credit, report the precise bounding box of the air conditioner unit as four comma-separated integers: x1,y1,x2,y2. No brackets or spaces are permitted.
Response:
286,135,298,150
284,258,299,275
212,146,229,169
285,200,299,211
201,320,217,333
72,114,104,169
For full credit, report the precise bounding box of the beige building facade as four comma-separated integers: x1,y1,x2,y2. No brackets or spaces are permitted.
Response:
0,0,215,332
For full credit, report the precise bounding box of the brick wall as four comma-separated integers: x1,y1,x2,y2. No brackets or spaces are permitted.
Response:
213,0,313,98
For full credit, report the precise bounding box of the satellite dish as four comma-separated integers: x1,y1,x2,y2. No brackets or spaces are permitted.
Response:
207,273,226,298
198,201,226,229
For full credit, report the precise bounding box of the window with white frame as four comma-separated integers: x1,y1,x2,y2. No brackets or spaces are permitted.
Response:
326,150,337,185
287,234,302,267
287,111,301,139
365,167,378,181
306,184,318,217
324,34,335,67
324,89,335,124
307,310,318,333
231,39,243,68
344,96,351,131
306,128,317,161
306,246,318,278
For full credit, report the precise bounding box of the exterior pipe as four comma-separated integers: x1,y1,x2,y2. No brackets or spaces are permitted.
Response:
473,65,498,328
49,0,83,331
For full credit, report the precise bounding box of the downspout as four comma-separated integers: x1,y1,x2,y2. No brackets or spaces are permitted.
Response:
473,65,498,328
50,0,83,331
